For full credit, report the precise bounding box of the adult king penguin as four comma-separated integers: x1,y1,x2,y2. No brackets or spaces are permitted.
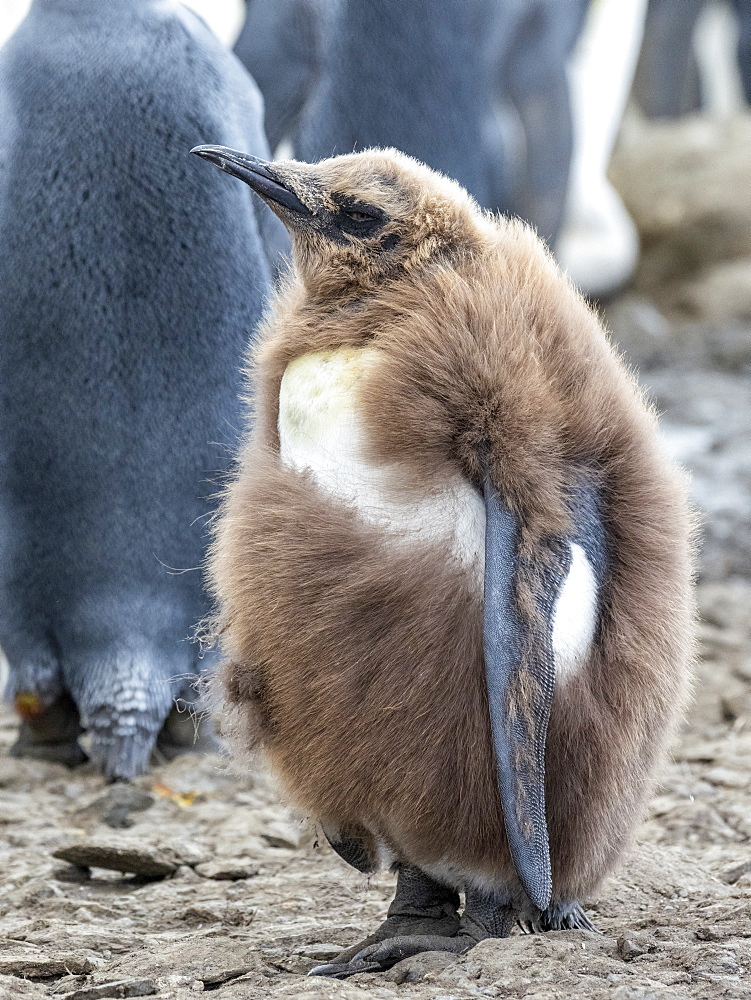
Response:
0,0,285,778
233,0,330,154
291,0,587,248
192,144,695,976
294,0,509,218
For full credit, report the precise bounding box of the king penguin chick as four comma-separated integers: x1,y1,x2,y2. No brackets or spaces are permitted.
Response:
192,144,695,977
0,0,285,779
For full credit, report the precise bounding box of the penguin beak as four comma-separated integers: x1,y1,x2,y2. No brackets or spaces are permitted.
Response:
190,145,310,217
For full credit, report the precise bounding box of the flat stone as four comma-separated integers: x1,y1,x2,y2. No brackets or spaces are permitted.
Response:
294,943,344,962
100,940,262,987
161,839,211,868
719,859,751,884
259,818,302,850
260,831,299,850
200,966,255,986
52,842,178,878
194,858,259,880
0,954,93,977
60,980,156,1000
268,954,316,975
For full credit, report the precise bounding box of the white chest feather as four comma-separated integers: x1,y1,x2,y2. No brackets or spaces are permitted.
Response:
551,542,599,679
278,347,486,579
278,347,597,680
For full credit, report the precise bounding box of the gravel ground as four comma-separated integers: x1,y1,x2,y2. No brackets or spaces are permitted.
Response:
1,113,750,1000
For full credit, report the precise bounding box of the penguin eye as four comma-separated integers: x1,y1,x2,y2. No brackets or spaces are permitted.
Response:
329,201,388,241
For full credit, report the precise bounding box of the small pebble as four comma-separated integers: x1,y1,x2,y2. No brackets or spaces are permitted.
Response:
295,943,344,961
194,858,260,880
617,935,651,961
172,864,203,883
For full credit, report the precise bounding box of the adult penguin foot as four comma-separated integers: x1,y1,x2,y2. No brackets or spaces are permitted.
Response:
309,875,515,979
153,701,222,763
10,690,88,767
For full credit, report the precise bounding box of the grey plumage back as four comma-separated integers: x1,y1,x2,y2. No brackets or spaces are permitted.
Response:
294,0,507,210
290,0,587,245
0,0,282,777
234,0,331,153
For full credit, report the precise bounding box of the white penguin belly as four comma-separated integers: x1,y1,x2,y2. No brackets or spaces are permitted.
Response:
278,347,486,580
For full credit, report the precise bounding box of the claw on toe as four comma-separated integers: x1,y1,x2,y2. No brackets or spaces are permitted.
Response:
519,901,599,935
308,959,381,979
308,933,472,979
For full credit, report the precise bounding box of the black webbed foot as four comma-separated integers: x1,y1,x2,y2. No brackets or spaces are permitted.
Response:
519,900,598,934
309,877,514,979
10,691,88,767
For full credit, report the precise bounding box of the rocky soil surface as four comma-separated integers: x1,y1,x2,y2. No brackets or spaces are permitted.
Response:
1,114,750,1000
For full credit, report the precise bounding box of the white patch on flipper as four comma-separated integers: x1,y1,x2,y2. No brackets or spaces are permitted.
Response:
551,542,598,679
279,348,485,582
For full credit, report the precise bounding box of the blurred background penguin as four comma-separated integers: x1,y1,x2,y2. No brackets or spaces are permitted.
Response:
236,0,589,248
0,0,285,778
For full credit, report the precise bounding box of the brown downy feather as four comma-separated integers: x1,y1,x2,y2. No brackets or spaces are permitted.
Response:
209,148,695,903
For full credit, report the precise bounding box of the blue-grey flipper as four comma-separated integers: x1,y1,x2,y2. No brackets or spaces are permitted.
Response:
482,465,606,911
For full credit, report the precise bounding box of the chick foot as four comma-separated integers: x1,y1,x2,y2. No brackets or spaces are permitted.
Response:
310,879,514,979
